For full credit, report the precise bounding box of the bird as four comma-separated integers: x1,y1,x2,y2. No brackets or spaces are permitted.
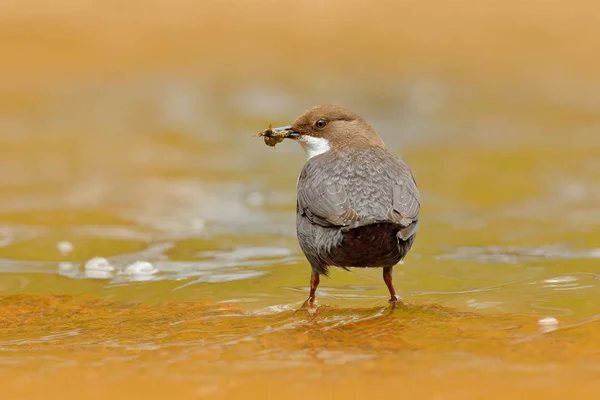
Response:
257,104,420,307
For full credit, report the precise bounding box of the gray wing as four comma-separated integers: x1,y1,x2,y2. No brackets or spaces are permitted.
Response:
297,150,419,235
388,162,420,240
298,181,362,227
297,154,362,228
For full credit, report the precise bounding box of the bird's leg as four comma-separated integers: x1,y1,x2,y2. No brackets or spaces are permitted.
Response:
308,270,320,305
299,270,320,312
383,266,402,303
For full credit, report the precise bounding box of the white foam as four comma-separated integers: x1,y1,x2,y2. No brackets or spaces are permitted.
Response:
538,316,559,333
57,241,74,256
544,276,577,284
84,257,115,272
123,261,159,276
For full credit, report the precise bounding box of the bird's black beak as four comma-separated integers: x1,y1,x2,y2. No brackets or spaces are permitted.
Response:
263,125,300,139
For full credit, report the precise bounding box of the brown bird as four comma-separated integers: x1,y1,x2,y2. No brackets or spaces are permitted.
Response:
258,104,420,306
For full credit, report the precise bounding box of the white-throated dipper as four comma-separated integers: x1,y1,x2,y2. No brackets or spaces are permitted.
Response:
256,104,420,306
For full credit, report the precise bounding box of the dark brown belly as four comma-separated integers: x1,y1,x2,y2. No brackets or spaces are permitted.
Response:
327,223,409,268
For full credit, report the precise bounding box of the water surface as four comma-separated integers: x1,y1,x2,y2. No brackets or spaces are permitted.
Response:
1,3,600,398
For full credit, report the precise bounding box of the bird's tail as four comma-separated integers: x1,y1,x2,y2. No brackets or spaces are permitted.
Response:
341,217,418,241
340,218,402,233
333,221,405,267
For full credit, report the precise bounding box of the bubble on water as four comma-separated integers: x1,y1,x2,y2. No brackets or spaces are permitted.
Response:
83,257,115,279
57,241,74,256
123,261,159,276
538,316,559,333
84,257,115,272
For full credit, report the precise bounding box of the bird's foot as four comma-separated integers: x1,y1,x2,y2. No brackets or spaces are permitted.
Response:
388,294,402,303
383,295,403,314
297,297,318,316
388,295,403,309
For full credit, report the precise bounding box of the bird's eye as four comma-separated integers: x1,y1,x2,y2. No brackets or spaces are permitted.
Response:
315,119,328,128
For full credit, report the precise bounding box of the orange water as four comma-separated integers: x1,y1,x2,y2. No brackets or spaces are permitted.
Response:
1,2,600,399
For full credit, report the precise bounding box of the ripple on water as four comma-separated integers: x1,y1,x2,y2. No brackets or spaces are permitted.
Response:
48,241,298,287
436,244,600,263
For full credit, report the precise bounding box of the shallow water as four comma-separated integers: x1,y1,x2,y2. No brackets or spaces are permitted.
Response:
2,2,600,398
2,77,599,315
1,75,599,398
2,294,600,400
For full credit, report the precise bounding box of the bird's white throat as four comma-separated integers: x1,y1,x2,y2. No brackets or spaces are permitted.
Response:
297,136,331,159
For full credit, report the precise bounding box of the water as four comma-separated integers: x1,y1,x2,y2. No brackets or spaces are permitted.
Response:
1,3,600,398
1,78,599,315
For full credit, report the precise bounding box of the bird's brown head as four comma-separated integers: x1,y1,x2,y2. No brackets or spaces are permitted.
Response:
263,104,386,159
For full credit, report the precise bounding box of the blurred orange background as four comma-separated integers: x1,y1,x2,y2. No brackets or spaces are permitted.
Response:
2,1,599,83
1,2,600,400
